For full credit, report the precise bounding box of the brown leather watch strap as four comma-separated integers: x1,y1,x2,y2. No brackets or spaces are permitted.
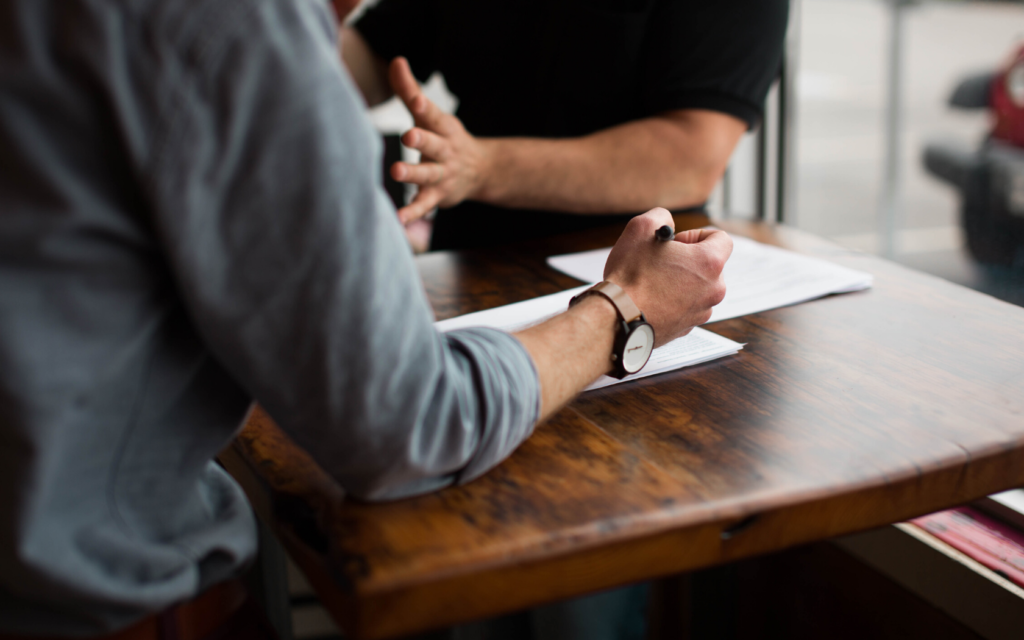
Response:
570,281,642,323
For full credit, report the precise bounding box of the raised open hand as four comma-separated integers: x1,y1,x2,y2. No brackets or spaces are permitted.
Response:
388,57,490,224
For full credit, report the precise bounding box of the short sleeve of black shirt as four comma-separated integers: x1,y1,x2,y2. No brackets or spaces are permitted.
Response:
356,0,788,131
639,0,789,128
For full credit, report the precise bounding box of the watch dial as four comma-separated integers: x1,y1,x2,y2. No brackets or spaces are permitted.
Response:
622,324,655,373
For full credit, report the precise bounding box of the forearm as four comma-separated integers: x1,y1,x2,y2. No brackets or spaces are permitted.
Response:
339,26,391,107
513,295,618,420
475,111,745,214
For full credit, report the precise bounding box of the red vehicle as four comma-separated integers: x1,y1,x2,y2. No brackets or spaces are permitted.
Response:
924,44,1024,268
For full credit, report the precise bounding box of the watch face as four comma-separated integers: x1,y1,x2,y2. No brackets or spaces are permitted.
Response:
622,323,655,374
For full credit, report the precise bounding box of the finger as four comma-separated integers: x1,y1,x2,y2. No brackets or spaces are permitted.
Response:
398,189,443,224
389,57,421,109
640,207,674,229
391,161,445,186
685,229,734,268
388,58,454,135
691,229,734,257
402,128,451,161
674,228,722,244
408,90,454,135
621,207,673,243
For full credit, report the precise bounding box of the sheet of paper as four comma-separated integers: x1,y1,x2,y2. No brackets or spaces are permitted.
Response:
434,286,590,334
435,287,743,391
546,235,873,323
585,327,741,390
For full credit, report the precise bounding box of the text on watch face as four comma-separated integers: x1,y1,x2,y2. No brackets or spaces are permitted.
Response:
622,326,653,372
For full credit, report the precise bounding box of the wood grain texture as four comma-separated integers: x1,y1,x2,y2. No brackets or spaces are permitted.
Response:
227,216,1024,639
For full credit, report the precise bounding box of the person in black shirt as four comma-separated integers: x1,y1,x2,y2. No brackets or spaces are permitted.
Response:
339,0,789,251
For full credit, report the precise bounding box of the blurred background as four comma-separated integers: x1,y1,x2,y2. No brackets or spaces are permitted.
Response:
790,0,1024,305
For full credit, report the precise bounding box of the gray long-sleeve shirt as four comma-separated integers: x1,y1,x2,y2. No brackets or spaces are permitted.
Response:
0,0,540,634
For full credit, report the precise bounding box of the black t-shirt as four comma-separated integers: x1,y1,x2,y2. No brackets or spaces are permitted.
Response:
356,0,789,250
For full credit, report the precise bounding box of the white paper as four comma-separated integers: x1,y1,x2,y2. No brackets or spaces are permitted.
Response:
546,235,873,323
435,287,742,391
434,286,590,334
584,328,741,390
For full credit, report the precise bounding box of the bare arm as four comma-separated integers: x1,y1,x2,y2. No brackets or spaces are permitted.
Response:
339,26,392,107
473,111,745,214
386,58,747,223
514,295,617,420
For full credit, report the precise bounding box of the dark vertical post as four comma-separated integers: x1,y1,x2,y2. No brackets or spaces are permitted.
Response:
756,122,768,222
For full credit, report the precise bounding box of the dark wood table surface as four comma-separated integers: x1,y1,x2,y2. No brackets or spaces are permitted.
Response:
222,215,1024,640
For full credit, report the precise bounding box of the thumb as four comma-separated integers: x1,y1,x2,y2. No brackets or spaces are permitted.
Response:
683,229,734,264
674,228,722,245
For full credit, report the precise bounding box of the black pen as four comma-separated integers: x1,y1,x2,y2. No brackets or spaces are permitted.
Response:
655,225,674,242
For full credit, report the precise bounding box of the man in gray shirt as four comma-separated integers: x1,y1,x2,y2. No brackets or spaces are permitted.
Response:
0,0,731,635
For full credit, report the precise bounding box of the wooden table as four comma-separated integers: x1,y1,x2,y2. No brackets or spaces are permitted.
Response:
222,216,1024,640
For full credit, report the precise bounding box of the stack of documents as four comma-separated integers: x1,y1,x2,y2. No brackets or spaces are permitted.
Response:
435,235,873,390
547,235,874,323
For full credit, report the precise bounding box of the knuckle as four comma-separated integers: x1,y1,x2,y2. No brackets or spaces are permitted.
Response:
716,237,734,264
710,281,727,307
624,214,650,234
627,210,662,235
710,254,726,275
643,207,671,225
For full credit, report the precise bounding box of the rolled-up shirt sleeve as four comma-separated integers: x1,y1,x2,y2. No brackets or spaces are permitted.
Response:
142,0,540,500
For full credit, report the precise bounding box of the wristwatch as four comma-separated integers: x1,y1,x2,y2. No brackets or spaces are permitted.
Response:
569,281,655,379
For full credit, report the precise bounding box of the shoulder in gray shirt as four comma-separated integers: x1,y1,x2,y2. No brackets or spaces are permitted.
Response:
0,0,540,634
